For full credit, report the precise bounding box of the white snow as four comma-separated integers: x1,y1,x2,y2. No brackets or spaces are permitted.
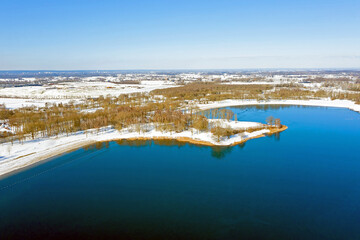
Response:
198,99,360,113
80,107,104,113
0,129,11,133
223,81,284,85
0,80,178,109
0,81,177,104
0,98,75,109
208,119,262,129
1,97,360,177
0,120,269,177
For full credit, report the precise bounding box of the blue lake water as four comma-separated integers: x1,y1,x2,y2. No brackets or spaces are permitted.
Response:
1,105,360,239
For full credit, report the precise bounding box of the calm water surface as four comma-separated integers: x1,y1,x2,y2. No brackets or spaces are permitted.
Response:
1,105,360,240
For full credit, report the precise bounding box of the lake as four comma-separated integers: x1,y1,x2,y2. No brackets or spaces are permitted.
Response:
1,105,360,239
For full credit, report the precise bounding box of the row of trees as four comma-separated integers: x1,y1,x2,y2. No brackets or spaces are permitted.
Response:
3,93,283,144
266,116,282,128
1,94,234,143
153,82,360,104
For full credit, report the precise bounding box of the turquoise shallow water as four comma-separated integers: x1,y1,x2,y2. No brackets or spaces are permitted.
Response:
0,105,360,240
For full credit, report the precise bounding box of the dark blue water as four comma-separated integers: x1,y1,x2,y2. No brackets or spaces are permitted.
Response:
1,105,360,240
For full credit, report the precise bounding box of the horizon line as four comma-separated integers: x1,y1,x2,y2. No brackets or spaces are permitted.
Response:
1,68,360,72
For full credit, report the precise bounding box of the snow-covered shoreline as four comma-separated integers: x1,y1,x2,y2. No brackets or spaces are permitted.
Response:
0,120,275,177
1,98,359,178
198,99,360,113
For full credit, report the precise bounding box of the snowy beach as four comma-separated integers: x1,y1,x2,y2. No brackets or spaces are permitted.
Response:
1,98,359,177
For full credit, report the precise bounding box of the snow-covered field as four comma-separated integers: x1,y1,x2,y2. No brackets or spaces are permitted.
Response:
223,80,285,85
0,98,76,109
0,120,268,177
0,80,177,108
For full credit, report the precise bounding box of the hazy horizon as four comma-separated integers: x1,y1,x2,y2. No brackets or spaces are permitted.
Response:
1,67,360,72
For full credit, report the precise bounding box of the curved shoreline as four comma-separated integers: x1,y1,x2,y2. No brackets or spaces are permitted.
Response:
0,140,97,179
2,99,359,178
198,99,360,113
0,125,288,178
230,125,288,146
117,125,287,147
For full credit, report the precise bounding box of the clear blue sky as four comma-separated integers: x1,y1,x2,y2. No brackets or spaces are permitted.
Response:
1,0,360,70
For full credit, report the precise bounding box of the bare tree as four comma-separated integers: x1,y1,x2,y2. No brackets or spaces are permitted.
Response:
266,116,274,126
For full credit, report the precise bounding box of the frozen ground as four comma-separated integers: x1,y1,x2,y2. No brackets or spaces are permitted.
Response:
0,98,76,109
223,80,285,85
0,80,177,108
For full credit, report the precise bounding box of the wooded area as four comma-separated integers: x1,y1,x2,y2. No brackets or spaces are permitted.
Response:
1,81,358,142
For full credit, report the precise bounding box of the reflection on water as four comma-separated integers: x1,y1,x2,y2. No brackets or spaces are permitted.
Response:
203,104,322,122
267,131,281,141
83,141,110,151
83,104,290,158
82,124,282,159
1,105,360,240
115,139,246,159
115,139,187,147
231,104,309,111
210,146,234,159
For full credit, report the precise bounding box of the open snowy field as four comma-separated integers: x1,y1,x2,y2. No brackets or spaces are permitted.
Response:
0,80,177,108
0,98,77,109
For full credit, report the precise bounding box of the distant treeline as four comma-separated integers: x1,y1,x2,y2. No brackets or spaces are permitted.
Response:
153,82,360,104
